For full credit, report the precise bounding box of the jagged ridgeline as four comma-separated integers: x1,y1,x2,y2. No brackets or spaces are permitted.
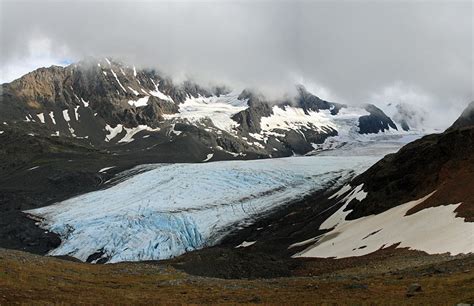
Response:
0,58,401,162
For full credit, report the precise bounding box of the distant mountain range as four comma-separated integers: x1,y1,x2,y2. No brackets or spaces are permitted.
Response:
1,58,405,163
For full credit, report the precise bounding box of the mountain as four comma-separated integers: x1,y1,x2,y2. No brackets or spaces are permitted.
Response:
209,102,473,264
448,101,474,130
381,102,427,131
346,102,474,221
0,60,471,294
0,58,402,163
1,58,416,258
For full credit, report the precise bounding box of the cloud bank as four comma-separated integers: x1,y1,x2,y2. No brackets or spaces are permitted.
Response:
0,0,472,128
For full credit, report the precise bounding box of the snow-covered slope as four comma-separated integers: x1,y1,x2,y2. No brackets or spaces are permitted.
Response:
290,109,474,259
293,187,473,258
26,135,414,263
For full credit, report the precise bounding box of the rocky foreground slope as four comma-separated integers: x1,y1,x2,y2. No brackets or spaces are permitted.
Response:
0,247,472,304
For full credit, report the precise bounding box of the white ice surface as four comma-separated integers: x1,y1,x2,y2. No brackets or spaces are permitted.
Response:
293,190,474,258
27,137,415,263
163,92,248,133
28,155,380,263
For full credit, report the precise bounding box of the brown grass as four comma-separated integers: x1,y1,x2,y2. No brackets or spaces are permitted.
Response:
407,156,474,222
0,248,473,304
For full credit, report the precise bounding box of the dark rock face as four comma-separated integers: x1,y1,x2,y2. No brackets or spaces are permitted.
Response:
358,104,398,134
448,101,474,130
232,95,273,134
295,85,345,115
1,60,397,162
0,56,407,174
399,119,410,131
348,115,474,221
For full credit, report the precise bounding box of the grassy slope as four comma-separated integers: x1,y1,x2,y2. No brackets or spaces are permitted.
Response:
0,248,472,304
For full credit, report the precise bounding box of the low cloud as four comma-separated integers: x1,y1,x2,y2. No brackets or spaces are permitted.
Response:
0,0,472,128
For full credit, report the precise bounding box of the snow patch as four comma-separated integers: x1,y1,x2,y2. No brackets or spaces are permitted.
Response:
320,184,367,230
99,166,116,173
127,87,139,96
118,125,160,143
168,124,182,137
235,241,256,248
111,69,127,93
62,109,71,122
328,184,352,199
49,111,56,125
149,79,173,102
294,191,474,258
163,91,248,132
36,114,45,124
105,124,123,142
261,106,336,134
74,106,80,121
81,98,89,107
128,96,150,107
203,153,214,162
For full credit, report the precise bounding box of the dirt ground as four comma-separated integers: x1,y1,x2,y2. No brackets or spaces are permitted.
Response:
0,248,472,304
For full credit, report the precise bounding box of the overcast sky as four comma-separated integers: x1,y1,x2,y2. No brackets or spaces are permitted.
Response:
0,0,472,128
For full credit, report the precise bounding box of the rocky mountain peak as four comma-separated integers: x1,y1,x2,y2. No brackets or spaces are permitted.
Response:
448,101,474,131
1,57,406,161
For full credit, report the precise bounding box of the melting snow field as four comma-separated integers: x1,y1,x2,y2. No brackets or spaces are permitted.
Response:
27,136,416,263
293,187,474,258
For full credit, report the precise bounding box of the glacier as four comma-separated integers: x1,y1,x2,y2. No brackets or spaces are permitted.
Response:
26,135,420,263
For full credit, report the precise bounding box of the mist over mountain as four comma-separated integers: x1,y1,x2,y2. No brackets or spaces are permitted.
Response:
1,0,472,129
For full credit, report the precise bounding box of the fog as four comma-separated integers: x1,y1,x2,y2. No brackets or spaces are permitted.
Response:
0,0,472,128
